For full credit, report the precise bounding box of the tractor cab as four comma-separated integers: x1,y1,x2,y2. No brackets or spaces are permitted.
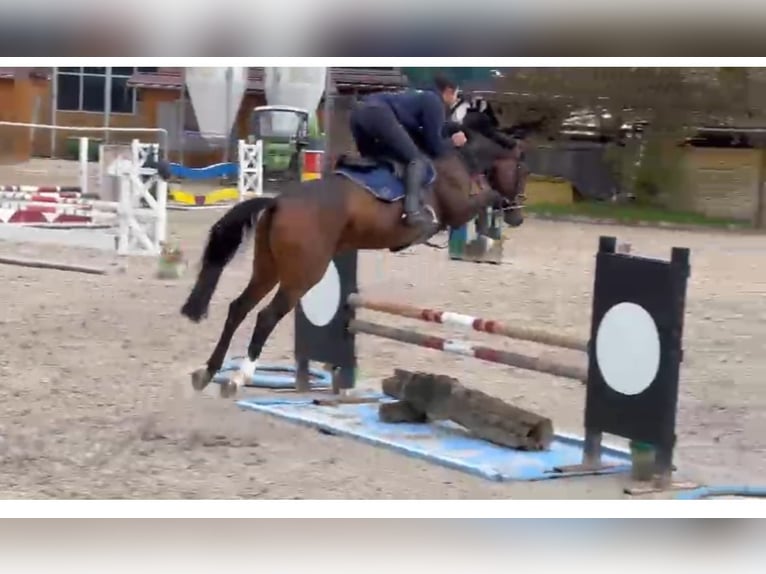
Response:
248,105,323,183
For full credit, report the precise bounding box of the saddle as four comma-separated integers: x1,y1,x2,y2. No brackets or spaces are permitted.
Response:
334,154,406,179
334,153,440,254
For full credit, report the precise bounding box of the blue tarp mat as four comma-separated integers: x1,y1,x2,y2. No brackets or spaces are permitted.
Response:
236,395,632,482
212,358,332,389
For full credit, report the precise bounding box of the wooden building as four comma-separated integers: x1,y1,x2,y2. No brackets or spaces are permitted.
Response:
0,67,407,164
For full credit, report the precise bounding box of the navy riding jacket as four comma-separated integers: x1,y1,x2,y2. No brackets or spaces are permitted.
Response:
364,89,449,158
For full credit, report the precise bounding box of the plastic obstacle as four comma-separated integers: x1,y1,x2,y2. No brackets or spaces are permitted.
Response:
166,159,241,210
293,236,691,489
168,186,241,209
130,139,263,212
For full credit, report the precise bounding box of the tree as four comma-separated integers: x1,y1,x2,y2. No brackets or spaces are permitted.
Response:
402,67,498,88
492,68,763,205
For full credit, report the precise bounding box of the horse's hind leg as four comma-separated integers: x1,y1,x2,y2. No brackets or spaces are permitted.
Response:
223,220,335,397
191,231,277,392
220,285,295,397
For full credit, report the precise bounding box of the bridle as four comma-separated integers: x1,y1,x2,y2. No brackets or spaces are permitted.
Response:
453,108,528,216
481,144,528,216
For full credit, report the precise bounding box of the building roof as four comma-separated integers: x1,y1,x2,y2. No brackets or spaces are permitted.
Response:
128,67,408,92
0,68,51,80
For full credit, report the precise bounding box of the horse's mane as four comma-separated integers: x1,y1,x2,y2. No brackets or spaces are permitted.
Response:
437,106,521,175
456,128,516,175
429,130,501,180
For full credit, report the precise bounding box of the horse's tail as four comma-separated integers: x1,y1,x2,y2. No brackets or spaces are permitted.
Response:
180,197,276,323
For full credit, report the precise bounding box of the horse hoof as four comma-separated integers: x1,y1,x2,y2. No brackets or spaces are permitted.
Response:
220,371,246,399
191,368,213,391
219,379,239,399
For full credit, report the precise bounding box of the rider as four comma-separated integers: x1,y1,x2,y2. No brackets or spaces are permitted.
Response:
349,74,467,231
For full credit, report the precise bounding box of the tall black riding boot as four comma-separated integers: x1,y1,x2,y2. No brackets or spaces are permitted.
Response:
402,159,430,229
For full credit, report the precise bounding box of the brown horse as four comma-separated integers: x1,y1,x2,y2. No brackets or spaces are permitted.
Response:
180,131,528,396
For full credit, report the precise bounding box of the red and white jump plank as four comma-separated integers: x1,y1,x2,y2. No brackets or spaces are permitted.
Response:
0,208,94,224
349,319,588,382
347,293,588,352
0,191,87,202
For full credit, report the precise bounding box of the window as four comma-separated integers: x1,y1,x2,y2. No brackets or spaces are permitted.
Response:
55,67,158,114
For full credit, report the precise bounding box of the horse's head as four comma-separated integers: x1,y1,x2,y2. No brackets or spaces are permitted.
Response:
459,130,529,227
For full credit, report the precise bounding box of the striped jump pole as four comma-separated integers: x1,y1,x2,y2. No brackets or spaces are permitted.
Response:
1,201,94,211
0,186,83,194
349,319,588,382
0,255,107,275
347,293,588,353
0,194,158,215
0,191,99,206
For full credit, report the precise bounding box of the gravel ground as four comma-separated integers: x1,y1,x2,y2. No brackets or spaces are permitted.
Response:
1,174,764,498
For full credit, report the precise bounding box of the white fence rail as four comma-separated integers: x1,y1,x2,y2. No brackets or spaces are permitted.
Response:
0,132,266,256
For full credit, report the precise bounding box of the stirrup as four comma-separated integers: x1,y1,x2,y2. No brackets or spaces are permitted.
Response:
403,208,429,226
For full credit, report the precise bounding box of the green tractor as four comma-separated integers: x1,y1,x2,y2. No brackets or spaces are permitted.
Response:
247,105,323,183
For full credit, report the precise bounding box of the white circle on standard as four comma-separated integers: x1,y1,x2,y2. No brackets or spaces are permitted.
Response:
595,302,660,396
300,261,341,327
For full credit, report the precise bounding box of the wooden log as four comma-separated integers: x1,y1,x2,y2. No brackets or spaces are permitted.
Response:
312,396,382,406
0,256,108,275
378,400,428,423
380,369,554,451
